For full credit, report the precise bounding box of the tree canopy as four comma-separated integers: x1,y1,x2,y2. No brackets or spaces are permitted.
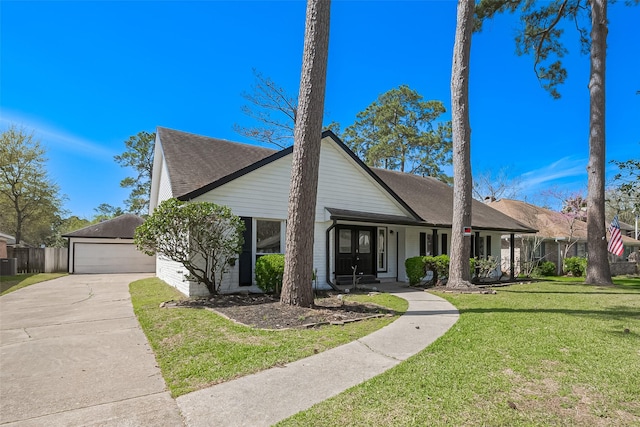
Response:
0,125,66,246
607,156,640,225
342,85,452,182
114,131,155,215
134,199,244,295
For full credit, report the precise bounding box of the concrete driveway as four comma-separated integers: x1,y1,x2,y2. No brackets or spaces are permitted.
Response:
0,274,184,426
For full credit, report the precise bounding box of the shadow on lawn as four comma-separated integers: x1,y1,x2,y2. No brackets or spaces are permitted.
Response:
459,306,639,322
497,289,640,296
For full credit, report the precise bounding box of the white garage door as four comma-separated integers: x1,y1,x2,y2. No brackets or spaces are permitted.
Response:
74,243,155,274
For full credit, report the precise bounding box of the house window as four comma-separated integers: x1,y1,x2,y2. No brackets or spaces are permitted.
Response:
533,242,545,260
256,220,282,255
419,232,433,256
478,236,485,258
577,243,586,258
441,234,447,255
358,230,371,253
339,229,352,253
377,227,387,271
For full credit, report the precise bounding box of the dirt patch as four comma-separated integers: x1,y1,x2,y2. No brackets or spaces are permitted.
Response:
161,293,396,330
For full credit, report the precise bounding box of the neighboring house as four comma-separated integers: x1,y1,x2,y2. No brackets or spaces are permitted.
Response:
488,199,640,275
64,214,155,274
0,236,7,258
619,220,638,240
0,232,17,247
149,127,536,296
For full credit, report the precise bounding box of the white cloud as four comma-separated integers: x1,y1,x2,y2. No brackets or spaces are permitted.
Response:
0,109,116,159
518,156,587,189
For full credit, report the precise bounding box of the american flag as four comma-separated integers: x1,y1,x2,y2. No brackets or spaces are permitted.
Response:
607,215,624,257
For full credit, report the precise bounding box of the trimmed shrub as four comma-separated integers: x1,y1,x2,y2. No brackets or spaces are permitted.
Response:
424,255,450,285
564,257,587,277
534,261,556,277
405,256,427,286
255,254,285,293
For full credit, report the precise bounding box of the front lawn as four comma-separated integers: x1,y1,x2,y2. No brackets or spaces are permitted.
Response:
0,273,68,296
280,277,640,426
130,278,408,397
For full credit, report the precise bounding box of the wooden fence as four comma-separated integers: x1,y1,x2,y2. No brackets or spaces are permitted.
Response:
6,247,68,274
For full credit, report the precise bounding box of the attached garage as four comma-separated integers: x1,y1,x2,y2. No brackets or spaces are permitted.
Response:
64,214,155,274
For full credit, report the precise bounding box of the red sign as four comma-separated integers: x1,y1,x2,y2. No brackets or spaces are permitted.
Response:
463,227,472,236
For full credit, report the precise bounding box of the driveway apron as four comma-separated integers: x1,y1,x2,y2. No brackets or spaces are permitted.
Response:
0,274,184,426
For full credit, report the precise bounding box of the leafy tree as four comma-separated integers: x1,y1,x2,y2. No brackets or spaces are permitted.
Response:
134,199,244,295
609,156,640,219
233,69,298,149
114,131,155,215
0,125,65,246
342,85,452,182
93,203,125,222
46,215,93,247
448,0,476,289
281,0,331,307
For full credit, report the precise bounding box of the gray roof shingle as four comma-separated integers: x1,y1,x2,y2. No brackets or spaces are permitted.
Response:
158,127,279,199
63,214,145,239
373,169,536,232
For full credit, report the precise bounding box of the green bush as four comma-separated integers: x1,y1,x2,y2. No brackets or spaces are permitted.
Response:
423,255,450,285
255,254,285,293
469,257,476,277
564,257,587,277
534,261,556,277
405,256,427,286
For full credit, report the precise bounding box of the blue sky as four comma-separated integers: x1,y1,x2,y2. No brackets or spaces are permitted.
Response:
1,0,638,218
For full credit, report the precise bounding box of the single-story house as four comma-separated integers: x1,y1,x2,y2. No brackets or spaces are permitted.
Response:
149,127,536,296
0,231,17,247
488,198,640,275
63,214,156,274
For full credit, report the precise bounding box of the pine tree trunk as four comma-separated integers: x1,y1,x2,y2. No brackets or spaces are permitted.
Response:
585,0,613,285
280,0,331,307
447,0,475,289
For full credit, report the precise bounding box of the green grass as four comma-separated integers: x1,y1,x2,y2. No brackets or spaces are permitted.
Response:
130,278,408,397
279,277,640,426
0,273,68,296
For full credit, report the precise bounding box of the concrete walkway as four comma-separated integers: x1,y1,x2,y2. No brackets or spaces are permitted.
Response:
176,283,459,427
0,274,184,426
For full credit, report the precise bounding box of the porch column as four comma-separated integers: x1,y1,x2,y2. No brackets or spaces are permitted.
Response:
510,233,515,280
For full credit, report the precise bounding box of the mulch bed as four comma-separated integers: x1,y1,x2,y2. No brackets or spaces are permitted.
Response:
161,293,396,330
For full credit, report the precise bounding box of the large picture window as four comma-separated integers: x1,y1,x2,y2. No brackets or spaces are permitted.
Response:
256,220,282,255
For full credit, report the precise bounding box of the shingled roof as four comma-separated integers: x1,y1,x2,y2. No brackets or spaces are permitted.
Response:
63,214,145,239
373,169,536,232
488,199,587,239
489,199,640,245
155,127,536,233
157,127,281,199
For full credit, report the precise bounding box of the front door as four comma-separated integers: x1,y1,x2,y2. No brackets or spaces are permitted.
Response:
335,226,375,276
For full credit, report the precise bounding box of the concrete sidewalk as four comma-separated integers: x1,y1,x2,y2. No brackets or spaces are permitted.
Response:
176,284,459,427
0,274,184,426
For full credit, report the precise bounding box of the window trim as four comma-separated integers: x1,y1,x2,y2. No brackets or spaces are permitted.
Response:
377,227,387,272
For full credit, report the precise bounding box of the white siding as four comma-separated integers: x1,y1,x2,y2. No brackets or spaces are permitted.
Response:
316,141,409,219
157,159,174,207
194,155,290,219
